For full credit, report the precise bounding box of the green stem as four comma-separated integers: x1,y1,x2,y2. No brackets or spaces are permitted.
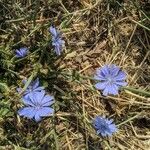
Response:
21,73,35,94
20,65,39,95
0,50,11,56
53,129,59,150
61,72,95,80
3,68,20,76
123,86,150,97
117,113,140,127
14,49,41,64
61,71,150,97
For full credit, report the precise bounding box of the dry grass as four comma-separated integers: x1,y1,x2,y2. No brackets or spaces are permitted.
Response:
0,0,150,149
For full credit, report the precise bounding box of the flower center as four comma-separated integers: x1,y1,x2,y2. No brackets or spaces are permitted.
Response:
100,124,108,131
35,105,42,110
107,77,114,84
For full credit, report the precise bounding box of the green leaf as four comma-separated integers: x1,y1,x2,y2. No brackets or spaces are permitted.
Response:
0,82,9,92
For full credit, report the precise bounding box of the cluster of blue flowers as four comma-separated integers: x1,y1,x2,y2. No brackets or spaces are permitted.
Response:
17,78,54,122
16,26,128,137
15,26,65,57
93,64,127,136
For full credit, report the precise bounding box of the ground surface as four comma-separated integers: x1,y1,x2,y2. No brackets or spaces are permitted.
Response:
0,0,150,150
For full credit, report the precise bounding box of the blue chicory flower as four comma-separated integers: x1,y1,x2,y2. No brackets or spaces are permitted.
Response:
18,90,54,122
17,78,44,99
49,26,65,55
15,47,28,58
93,116,117,137
94,64,127,96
